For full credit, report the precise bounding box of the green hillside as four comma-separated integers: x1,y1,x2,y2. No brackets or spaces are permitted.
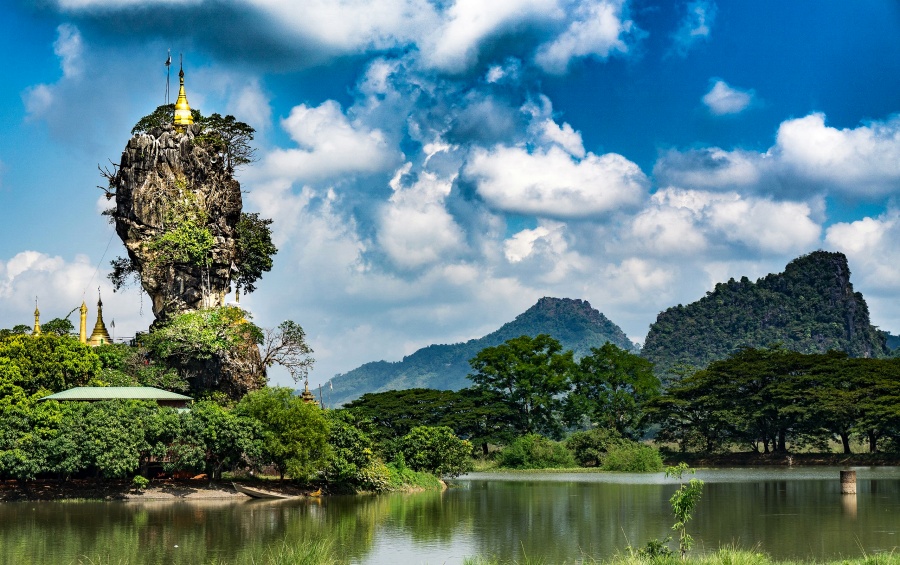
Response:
642,250,889,381
325,297,637,406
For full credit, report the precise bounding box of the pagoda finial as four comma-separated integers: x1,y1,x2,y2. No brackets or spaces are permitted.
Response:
33,297,41,336
79,301,88,344
173,54,194,132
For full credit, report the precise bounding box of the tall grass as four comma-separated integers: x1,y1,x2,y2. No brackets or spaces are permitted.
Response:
463,548,900,565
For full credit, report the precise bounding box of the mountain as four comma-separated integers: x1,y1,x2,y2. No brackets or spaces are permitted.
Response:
325,297,638,406
642,250,889,381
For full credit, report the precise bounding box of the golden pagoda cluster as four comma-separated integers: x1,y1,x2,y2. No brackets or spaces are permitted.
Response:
31,294,113,346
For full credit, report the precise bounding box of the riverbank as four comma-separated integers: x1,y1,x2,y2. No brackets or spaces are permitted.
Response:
463,549,900,565
0,478,321,502
664,452,900,467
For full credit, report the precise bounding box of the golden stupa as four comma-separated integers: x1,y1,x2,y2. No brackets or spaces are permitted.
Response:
33,300,41,336
88,294,113,346
173,64,193,132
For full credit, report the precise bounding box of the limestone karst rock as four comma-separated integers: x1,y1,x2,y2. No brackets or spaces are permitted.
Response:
111,122,241,322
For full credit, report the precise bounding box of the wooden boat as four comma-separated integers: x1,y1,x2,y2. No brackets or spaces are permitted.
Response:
232,482,293,499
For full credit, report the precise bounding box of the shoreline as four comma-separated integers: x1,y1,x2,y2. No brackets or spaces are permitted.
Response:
0,479,317,502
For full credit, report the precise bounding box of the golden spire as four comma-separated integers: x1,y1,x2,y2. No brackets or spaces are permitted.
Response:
79,301,88,344
88,291,112,347
173,57,194,132
33,297,41,336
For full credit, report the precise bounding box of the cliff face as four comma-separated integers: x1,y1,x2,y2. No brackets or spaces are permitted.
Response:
325,297,638,406
642,251,889,381
112,123,241,322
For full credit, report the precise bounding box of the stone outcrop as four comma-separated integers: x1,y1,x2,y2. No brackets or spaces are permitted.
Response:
111,123,241,322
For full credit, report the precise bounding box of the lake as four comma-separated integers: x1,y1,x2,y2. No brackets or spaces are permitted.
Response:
1,467,897,564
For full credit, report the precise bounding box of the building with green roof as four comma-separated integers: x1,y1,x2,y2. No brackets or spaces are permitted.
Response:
41,387,192,409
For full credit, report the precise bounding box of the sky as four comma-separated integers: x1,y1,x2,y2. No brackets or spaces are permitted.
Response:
2,1,900,389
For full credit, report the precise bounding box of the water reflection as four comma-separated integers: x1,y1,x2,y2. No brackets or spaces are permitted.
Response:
0,468,897,564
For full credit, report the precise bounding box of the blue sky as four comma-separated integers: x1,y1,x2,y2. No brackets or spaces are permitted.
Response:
2,0,900,388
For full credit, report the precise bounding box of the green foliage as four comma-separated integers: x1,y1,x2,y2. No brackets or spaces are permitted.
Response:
131,104,201,134
496,434,576,469
168,400,262,480
41,317,75,336
567,343,660,438
565,428,622,467
600,441,664,472
395,425,473,477
144,306,262,363
468,334,575,437
132,474,150,490
666,463,704,560
259,320,315,384
235,387,331,481
329,297,637,407
194,112,257,171
234,212,277,295
0,334,101,395
323,410,381,490
643,251,889,383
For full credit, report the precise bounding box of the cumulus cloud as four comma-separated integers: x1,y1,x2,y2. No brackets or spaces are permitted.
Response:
23,24,85,121
702,79,754,115
51,0,638,75
654,112,900,199
627,188,821,256
465,145,648,218
261,100,398,184
670,0,717,56
534,0,634,74
378,164,466,269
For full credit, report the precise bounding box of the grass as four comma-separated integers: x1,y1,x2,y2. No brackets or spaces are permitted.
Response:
462,548,900,565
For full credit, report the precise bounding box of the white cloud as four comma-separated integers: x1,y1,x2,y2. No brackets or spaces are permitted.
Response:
539,119,586,158
260,100,397,183
773,113,900,196
54,24,84,78
627,188,821,256
654,112,900,199
466,145,647,218
378,164,466,269
702,79,754,115
671,0,717,56
534,0,633,74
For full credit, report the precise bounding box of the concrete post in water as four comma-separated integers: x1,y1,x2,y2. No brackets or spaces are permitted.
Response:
840,470,857,494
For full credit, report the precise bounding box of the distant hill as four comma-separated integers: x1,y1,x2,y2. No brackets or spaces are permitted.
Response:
325,297,638,406
642,250,889,381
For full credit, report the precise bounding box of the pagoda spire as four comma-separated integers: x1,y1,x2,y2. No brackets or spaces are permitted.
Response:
88,289,112,346
173,55,194,132
33,297,41,336
79,301,88,344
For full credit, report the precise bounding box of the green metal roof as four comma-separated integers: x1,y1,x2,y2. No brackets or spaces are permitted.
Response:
40,387,192,401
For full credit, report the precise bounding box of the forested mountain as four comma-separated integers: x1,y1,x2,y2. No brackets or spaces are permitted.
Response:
325,297,637,406
642,251,889,381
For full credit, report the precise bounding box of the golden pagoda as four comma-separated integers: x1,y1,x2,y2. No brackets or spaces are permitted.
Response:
88,294,113,346
79,301,88,344
173,62,194,132
300,379,316,404
33,299,41,336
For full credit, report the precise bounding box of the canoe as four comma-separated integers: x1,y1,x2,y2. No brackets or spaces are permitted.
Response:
232,482,293,499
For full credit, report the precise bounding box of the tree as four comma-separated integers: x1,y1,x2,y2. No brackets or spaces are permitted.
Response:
259,321,314,384
234,213,277,296
395,426,472,478
170,400,261,480
467,334,575,438
566,343,660,438
323,410,379,489
41,318,75,336
0,334,101,395
195,113,257,171
235,387,331,481
131,104,201,135
666,463,704,560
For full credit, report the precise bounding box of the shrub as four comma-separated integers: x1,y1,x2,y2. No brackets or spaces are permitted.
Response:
497,434,576,469
396,426,473,477
565,428,622,467
132,475,150,490
601,440,664,472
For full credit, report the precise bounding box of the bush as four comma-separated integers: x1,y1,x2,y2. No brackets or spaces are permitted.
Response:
601,440,664,472
565,428,622,467
396,426,473,477
132,475,150,490
497,434,576,469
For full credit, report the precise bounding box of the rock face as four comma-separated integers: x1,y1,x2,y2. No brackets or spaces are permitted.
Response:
642,250,889,381
112,123,241,322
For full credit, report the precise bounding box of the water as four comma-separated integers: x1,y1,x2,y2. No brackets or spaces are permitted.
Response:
1,467,897,564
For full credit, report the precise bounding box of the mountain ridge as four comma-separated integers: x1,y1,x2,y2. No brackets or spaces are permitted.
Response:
325,297,637,406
